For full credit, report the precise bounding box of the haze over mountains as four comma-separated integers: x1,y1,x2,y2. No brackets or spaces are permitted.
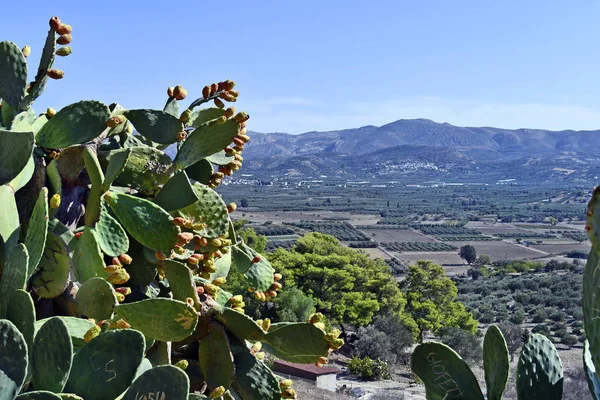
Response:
240,118,600,183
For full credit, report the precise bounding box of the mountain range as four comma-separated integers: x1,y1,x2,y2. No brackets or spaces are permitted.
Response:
238,118,600,183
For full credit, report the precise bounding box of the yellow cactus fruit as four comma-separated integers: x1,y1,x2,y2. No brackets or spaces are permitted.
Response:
281,388,297,399
83,325,101,343
308,312,324,324
174,359,188,370
49,193,61,209
46,107,57,118
21,46,31,58
255,352,265,360
107,269,130,285
212,277,227,286
115,292,125,302
313,322,326,331
250,342,262,354
179,109,192,123
104,265,121,274
55,46,72,56
227,202,237,213
261,318,271,332
279,379,293,389
273,273,282,281
209,386,226,399
167,86,175,97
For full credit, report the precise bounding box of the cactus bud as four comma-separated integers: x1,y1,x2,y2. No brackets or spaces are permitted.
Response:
83,325,101,343
49,16,62,31
238,134,251,143
46,69,65,79
229,89,240,97
177,232,194,245
21,46,31,58
210,83,219,96
173,246,186,255
281,389,297,399
155,251,167,261
329,338,345,350
55,46,72,56
173,85,187,100
119,253,132,265
179,109,192,123
57,34,72,45
280,379,293,389
255,352,265,360
227,203,237,213
211,99,224,110
50,193,61,209
215,116,227,124
213,277,227,286
174,359,188,371
74,231,83,240
46,107,57,118
167,86,175,97
57,23,73,35
197,237,208,247
251,255,261,264
115,292,125,302
271,282,282,291
222,80,236,91
224,107,236,119
176,131,187,141
111,257,122,266
308,312,324,324
209,386,226,399
107,269,130,285
187,256,199,266
268,290,278,298
229,295,243,305
209,238,222,248
273,273,282,281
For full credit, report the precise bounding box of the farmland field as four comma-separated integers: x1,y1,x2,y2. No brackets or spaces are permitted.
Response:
530,243,591,255
359,229,437,243
450,240,548,261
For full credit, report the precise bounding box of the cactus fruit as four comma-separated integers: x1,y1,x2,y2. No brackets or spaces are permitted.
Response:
57,35,72,45
55,46,72,57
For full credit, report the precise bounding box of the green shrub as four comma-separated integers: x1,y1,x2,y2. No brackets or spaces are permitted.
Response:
347,357,392,381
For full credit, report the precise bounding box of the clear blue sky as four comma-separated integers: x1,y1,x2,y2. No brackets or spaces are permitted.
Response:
5,1,600,133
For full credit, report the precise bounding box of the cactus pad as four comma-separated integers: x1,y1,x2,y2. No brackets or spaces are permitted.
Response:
160,260,200,310
123,241,157,286
8,155,34,192
65,329,145,400
122,365,190,400
16,391,62,400
105,192,180,252
153,171,198,212
585,340,600,399
34,317,95,350
101,147,131,191
31,233,71,298
124,109,184,144
24,187,49,277
516,333,563,399
230,338,281,400
188,107,225,128
174,119,240,169
21,28,56,108
0,243,29,317
6,290,35,358
0,41,28,109
32,317,73,392
76,278,117,320
232,242,275,291
483,325,509,400
185,159,213,184
96,206,129,257
0,129,34,186
584,248,600,373
0,319,28,400
411,341,484,400
263,323,330,363
108,146,174,194
0,185,20,267
114,298,198,342
35,101,111,148
72,227,108,283
172,183,229,239
198,322,234,390
206,150,235,166
215,307,266,342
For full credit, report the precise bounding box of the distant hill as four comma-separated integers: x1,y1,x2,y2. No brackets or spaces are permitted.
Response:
238,119,600,182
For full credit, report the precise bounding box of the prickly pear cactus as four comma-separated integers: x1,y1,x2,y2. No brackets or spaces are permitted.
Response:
516,334,563,400
483,325,509,400
0,16,341,399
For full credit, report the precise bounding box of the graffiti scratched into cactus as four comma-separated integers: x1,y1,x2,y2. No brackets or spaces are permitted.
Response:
0,16,342,400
